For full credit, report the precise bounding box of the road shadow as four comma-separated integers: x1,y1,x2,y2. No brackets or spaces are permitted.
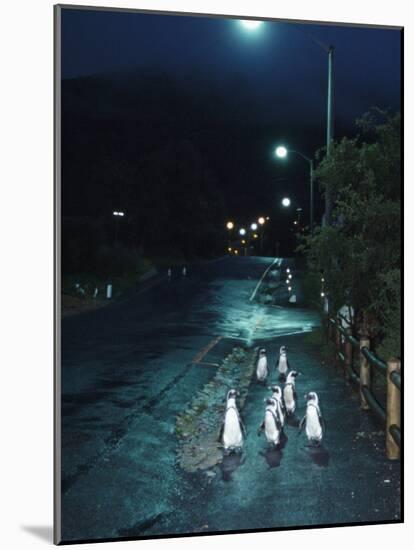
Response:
303,444,330,467
219,452,245,482
259,446,283,468
21,525,53,543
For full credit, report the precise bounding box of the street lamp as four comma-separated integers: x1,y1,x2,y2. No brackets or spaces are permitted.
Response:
236,22,334,224
112,211,125,244
250,223,258,231
276,146,314,233
239,228,246,236
276,146,288,159
239,20,263,30
226,221,235,251
281,197,291,208
258,217,265,225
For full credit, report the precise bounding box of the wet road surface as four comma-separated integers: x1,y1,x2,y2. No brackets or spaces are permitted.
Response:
60,256,400,542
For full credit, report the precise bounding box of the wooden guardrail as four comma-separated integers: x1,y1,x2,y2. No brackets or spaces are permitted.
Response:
327,315,401,460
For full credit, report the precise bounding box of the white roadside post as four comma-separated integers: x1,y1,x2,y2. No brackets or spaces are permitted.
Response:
106,284,112,299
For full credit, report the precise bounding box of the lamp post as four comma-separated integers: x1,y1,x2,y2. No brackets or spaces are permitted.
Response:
276,146,314,233
112,211,125,244
239,228,247,256
239,22,334,225
258,216,265,254
226,221,234,251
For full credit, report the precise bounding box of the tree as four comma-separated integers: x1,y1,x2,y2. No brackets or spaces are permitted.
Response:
299,110,401,359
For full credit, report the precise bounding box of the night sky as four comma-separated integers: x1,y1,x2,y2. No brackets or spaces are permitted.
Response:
60,7,401,255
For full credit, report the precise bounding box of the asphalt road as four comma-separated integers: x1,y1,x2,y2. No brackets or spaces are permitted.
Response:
60,256,401,542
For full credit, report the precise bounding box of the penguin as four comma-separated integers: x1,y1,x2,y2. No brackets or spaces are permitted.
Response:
283,370,300,415
299,392,325,446
256,348,268,383
275,345,290,382
219,389,246,453
268,385,286,428
257,398,282,448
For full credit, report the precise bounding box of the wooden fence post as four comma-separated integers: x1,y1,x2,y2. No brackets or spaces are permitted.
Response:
344,327,353,379
335,322,341,367
386,358,401,460
359,338,370,410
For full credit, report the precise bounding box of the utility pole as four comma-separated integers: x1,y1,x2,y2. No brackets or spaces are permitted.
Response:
325,45,335,226
310,159,314,233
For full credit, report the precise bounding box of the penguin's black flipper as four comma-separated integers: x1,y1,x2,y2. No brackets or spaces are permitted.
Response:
293,388,298,404
319,410,326,436
298,415,306,434
218,421,225,443
238,411,247,437
257,421,265,436
275,354,280,370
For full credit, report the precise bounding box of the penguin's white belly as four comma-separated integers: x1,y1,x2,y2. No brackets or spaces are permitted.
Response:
223,409,243,449
306,408,322,440
256,358,268,381
284,386,296,412
264,411,280,444
278,356,288,373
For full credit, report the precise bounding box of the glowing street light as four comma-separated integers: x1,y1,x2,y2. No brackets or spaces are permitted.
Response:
239,228,246,236
113,211,125,217
275,145,288,159
239,20,263,30
281,197,291,208
288,286,292,292
226,221,234,230
275,146,315,232
258,217,265,225
250,223,258,231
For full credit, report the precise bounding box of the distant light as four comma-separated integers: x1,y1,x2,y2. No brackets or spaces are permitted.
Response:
321,277,325,282
113,211,125,217
286,268,290,273
226,221,234,230
276,146,288,158
288,274,292,279
321,292,325,297
240,20,263,30
253,234,258,239
281,197,291,207
239,228,246,236
288,286,292,292
296,208,302,212
228,247,232,252
266,216,270,220
234,249,239,255
286,279,289,284
241,239,246,244
293,221,298,225
251,223,258,231
258,217,265,225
